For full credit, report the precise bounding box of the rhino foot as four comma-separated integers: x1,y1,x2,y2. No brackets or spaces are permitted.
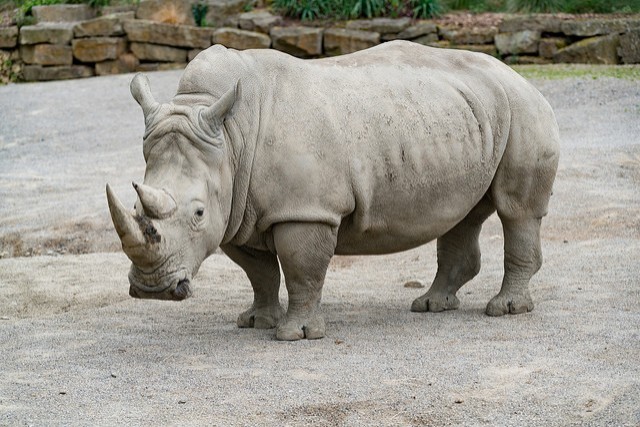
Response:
486,292,534,316
276,315,326,341
237,304,285,329
411,291,460,313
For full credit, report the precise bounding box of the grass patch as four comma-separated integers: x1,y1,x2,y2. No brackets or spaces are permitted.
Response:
513,64,640,80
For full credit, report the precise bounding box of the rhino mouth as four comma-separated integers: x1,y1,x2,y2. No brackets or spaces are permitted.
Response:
128,268,192,301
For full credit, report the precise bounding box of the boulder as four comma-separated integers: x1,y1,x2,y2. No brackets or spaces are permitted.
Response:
411,33,439,45
72,37,127,62
561,18,640,37
73,12,135,38
324,28,379,56
538,37,567,59
504,55,552,65
346,18,411,34
31,4,95,23
390,21,437,40
20,44,72,65
499,14,565,33
495,30,540,55
136,62,187,72
188,48,204,62
124,20,214,49
22,64,94,81
20,23,74,45
130,42,188,62
439,26,497,45
205,0,250,27
135,0,195,26
618,30,640,64
553,34,620,64
212,28,271,50
238,10,282,34
0,26,18,49
95,53,140,75
270,26,323,58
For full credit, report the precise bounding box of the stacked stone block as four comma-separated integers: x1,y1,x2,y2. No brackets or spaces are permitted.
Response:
1,1,639,83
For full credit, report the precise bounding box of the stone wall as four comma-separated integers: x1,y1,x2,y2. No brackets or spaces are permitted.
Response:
1,3,639,82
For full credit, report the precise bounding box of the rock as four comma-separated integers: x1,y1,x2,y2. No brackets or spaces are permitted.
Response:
554,34,620,64
411,33,439,45
452,44,497,56
20,23,74,45
561,18,640,37
188,48,204,62
135,0,195,26
212,28,271,50
505,55,552,65
270,26,323,58
238,10,282,34
495,30,540,55
538,37,567,59
20,44,72,65
72,37,127,62
95,53,139,75
403,280,424,289
101,5,137,15
346,18,411,34
136,62,186,72
22,64,94,81
205,0,250,28
391,21,437,40
499,14,565,33
618,30,640,64
439,26,497,45
324,28,379,56
0,26,18,49
73,12,134,38
31,4,95,23
130,42,188,62
124,20,214,49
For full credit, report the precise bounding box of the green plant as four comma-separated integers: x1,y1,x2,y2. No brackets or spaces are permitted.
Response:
350,0,386,18
192,1,208,26
273,0,325,20
411,0,442,17
507,0,559,12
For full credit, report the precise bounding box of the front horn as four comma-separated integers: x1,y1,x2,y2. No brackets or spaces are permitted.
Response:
133,182,177,219
106,183,146,248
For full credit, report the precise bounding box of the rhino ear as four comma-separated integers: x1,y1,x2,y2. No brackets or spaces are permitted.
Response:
199,81,240,136
130,73,160,121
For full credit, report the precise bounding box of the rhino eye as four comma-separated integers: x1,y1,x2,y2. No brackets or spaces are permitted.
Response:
195,208,204,217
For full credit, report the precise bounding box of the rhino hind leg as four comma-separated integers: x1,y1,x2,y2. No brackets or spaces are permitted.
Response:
486,126,559,316
485,216,541,316
272,222,337,341
411,197,496,313
221,245,285,329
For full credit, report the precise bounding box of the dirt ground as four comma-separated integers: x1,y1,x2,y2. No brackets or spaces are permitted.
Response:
0,68,639,426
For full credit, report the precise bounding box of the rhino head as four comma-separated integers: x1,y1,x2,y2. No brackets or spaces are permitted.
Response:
106,74,238,301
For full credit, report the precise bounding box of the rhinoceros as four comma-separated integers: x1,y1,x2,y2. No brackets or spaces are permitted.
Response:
106,41,560,341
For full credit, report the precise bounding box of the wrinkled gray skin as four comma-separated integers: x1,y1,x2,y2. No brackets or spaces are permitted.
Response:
107,41,560,341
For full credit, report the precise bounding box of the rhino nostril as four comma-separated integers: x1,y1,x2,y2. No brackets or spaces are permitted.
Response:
172,279,192,300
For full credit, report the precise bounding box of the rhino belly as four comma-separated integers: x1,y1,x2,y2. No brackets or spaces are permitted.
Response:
334,148,496,255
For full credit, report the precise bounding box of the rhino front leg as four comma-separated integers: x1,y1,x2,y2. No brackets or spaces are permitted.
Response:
412,197,495,313
272,222,337,341
221,245,285,329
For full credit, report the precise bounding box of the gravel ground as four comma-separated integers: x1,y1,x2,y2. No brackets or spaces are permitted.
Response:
0,68,639,426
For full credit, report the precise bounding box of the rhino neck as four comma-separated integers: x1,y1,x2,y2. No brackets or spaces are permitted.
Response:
220,100,260,246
